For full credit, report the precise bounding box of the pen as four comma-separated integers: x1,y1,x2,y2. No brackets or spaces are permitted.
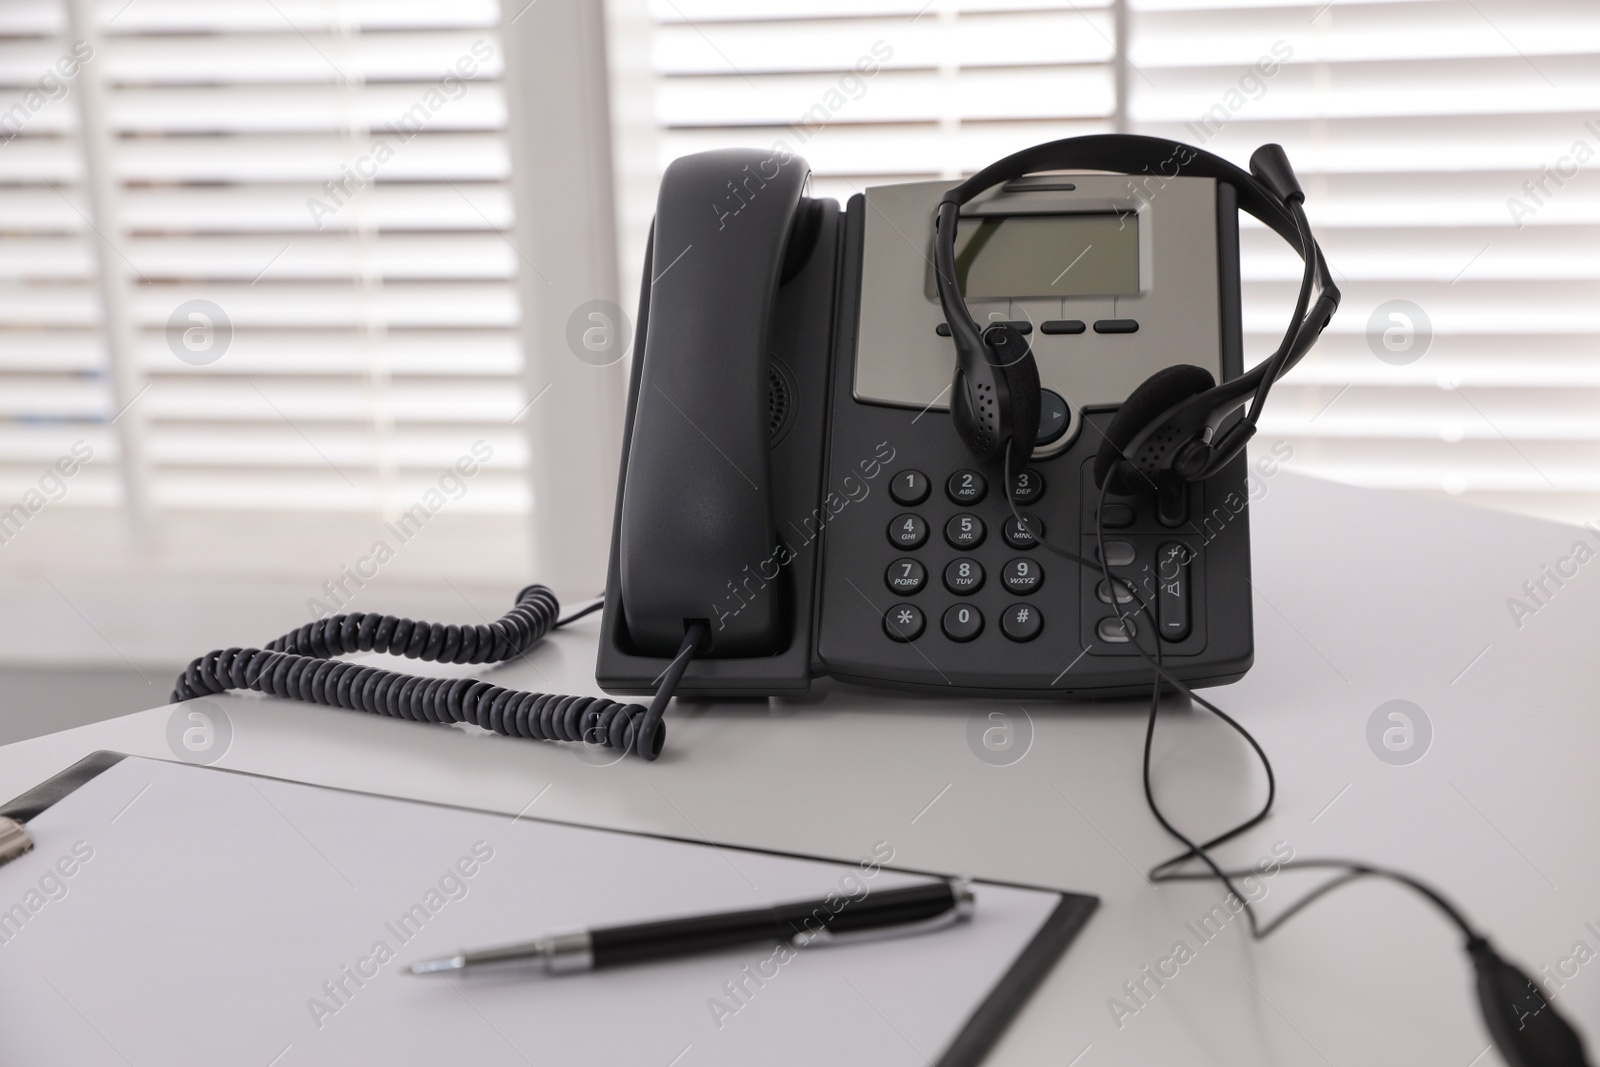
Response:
407,877,974,976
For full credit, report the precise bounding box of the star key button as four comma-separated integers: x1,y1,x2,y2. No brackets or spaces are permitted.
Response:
884,604,925,642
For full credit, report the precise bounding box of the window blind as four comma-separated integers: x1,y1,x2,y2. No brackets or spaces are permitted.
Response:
635,0,1120,298
0,0,528,558
637,0,1600,525
1128,0,1600,523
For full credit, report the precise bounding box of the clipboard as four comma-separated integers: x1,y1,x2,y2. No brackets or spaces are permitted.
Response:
0,752,1096,1067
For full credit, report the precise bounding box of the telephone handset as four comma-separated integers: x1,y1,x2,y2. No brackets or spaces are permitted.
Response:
599,142,1258,698
618,150,807,658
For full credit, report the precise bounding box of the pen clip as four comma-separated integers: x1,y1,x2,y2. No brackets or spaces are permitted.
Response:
790,878,974,949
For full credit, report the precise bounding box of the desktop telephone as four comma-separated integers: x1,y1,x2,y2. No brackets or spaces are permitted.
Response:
172,135,1589,1064
598,142,1260,700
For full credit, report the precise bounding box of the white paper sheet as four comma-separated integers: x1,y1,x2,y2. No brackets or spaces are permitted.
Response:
0,756,1064,1067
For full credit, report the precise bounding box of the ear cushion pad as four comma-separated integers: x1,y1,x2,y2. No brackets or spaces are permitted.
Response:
1093,364,1217,488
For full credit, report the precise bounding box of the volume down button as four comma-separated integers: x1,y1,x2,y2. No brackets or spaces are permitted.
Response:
1156,542,1191,642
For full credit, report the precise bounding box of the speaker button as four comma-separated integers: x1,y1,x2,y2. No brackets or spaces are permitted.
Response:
1096,616,1135,643
1037,390,1069,445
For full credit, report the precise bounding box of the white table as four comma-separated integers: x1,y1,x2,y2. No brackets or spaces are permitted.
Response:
4,470,1597,1066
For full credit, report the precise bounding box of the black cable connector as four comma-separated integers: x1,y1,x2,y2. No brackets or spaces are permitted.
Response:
170,585,680,760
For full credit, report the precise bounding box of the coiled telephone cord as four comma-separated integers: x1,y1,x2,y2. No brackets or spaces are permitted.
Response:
171,585,702,760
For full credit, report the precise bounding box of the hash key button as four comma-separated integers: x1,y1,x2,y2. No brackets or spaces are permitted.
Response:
1001,604,1043,642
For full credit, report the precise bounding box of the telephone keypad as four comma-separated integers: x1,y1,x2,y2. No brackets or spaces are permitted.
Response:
890,470,929,506
888,514,928,549
946,470,987,504
884,604,925,642
1003,514,1043,548
868,460,1207,658
941,604,984,642
885,558,926,595
944,513,986,549
1002,558,1042,594
943,558,985,595
1001,604,1043,642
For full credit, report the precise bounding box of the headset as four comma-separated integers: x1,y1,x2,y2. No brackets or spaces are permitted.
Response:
937,134,1589,1067
934,133,1338,489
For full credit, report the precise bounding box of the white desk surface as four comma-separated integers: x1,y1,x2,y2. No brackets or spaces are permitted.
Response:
4,470,1598,1066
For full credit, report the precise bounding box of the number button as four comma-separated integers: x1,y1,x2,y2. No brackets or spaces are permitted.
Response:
941,604,984,642
1001,604,1043,642
1010,469,1045,504
1003,514,1043,548
888,513,928,549
889,469,930,506
1002,558,1043,594
885,558,927,595
946,469,987,504
884,604,925,642
944,513,986,549
943,558,986,595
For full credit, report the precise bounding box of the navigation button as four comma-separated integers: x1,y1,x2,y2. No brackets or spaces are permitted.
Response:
1037,389,1069,445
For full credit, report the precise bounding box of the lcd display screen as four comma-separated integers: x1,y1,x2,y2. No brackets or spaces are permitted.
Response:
954,213,1139,298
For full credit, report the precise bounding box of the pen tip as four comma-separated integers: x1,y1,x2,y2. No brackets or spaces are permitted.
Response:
407,957,464,976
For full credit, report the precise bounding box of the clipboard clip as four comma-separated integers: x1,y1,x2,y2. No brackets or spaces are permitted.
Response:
0,816,34,870
790,877,975,949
